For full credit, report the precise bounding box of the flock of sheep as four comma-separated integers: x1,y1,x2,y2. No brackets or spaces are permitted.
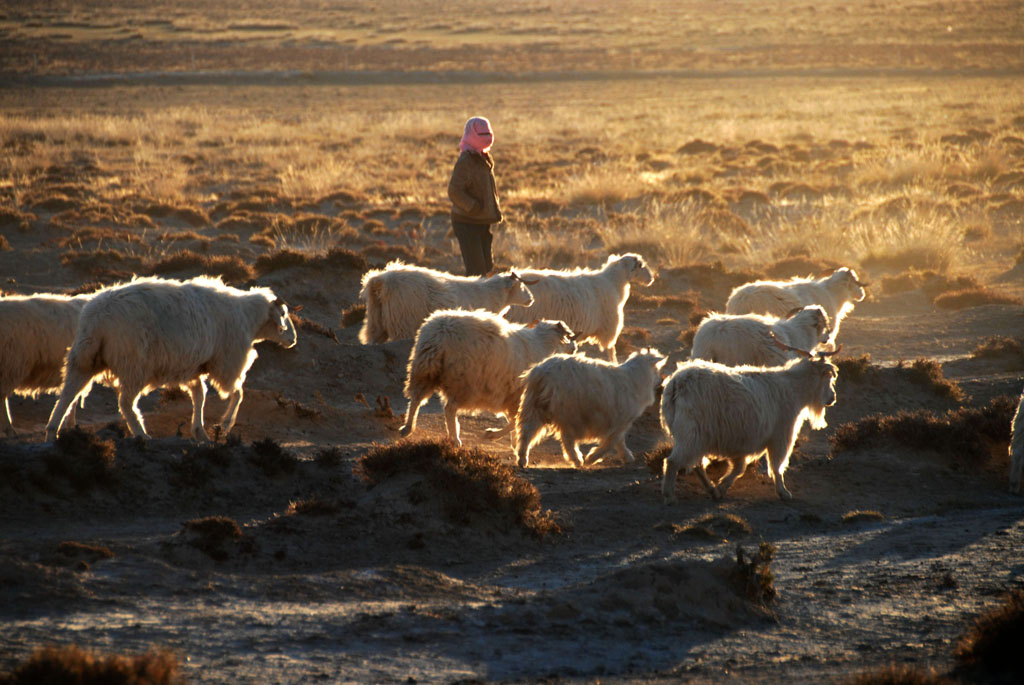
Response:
2,254,1022,503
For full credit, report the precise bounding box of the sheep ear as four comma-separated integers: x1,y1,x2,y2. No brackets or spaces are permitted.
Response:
785,307,804,319
291,304,303,314
526,318,539,329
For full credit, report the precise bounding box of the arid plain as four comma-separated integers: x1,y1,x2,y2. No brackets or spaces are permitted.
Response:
1,1,1024,683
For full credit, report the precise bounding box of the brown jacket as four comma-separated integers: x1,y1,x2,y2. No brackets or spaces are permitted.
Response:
448,150,503,225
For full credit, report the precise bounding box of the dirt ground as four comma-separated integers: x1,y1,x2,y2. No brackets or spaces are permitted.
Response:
1,206,1023,683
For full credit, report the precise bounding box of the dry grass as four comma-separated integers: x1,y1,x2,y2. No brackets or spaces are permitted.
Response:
954,590,1024,684
358,440,560,538
829,395,1017,463
1,645,182,685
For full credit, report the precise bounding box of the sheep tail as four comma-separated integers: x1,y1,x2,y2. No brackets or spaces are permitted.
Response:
358,276,387,344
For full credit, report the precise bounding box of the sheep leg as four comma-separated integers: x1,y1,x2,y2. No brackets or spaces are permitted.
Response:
1,396,15,437
661,443,691,505
443,400,462,447
186,379,209,442
713,456,750,500
560,433,584,467
766,444,794,501
693,458,721,500
219,388,244,436
399,381,431,438
45,368,93,441
117,387,149,439
515,417,542,469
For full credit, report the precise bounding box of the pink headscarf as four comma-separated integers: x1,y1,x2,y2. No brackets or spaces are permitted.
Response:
459,116,494,154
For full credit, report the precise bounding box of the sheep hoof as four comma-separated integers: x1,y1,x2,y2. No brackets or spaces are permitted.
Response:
399,425,412,437
517,456,529,468
777,488,794,501
482,428,503,441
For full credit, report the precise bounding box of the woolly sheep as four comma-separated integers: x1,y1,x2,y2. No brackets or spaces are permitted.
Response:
1010,387,1024,494
504,253,655,362
660,351,838,504
515,349,667,468
724,267,867,345
358,261,534,343
45,276,297,441
0,292,93,436
399,309,577,447
690,305,830,367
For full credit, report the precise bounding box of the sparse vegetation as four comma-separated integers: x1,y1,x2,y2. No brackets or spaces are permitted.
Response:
358,440,560,538
898,359,964,402
731,541,776,605
954,590,1024,684
829,396,1017,462
43,427,118,492
841,510,886,525
249,438,298,478
0,645,181,685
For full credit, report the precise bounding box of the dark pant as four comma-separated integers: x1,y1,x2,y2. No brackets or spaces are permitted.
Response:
452,221,493,276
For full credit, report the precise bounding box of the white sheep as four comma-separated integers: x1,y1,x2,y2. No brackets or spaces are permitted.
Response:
504,253,655,362
399,309,577,446
0,292,93,436
358,261,534,343
45,276,297,441
660,350,838,504
515,349,667,468
690,305,830,367
725,267,867,345
1010,387,1024,494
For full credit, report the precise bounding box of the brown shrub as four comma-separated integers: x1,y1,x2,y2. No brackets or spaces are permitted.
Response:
43,427,117,492
60,248,145,277
730,541,776,605
2,644,181,685
249,438,297,478
934,286,1022,310
0,206,33,232
358,440,560,538
861,248,951,274
0,234,10,251
148,250,254,283
898,358,964,401
285,497,341,516
829,395,1017,463
954,590,1024,684
182,515,253,561
842,663,952,684
971,336,1024,364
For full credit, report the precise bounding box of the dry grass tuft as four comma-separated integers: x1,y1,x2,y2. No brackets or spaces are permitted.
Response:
731,541,776,605
340,302,366,328
841,663,952,685
148,250,254,283
670,513,753,542
970,336,1024,365
836,354,874,383
182,515,254,562
358,440,560,538
933,286,1023,310
954,590,1024,684
254,246,367,275
44,427,117,492
314,446,345,468
898,359,964,402
249,438,298,478
1,644,181,685
829,395,1017,463
285,497,342,516
841,510,885,525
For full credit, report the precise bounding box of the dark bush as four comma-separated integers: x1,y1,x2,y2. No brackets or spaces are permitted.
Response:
358,440,560,538
954,590,1024,684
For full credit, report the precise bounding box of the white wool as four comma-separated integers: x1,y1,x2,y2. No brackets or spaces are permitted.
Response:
399,308,576,447
515,349,666,468
725,267,866,345
690,305,830,367
504,253,655,362
45,275,297,441
0,292,93,436
660,356,838,503
358,261,533,343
